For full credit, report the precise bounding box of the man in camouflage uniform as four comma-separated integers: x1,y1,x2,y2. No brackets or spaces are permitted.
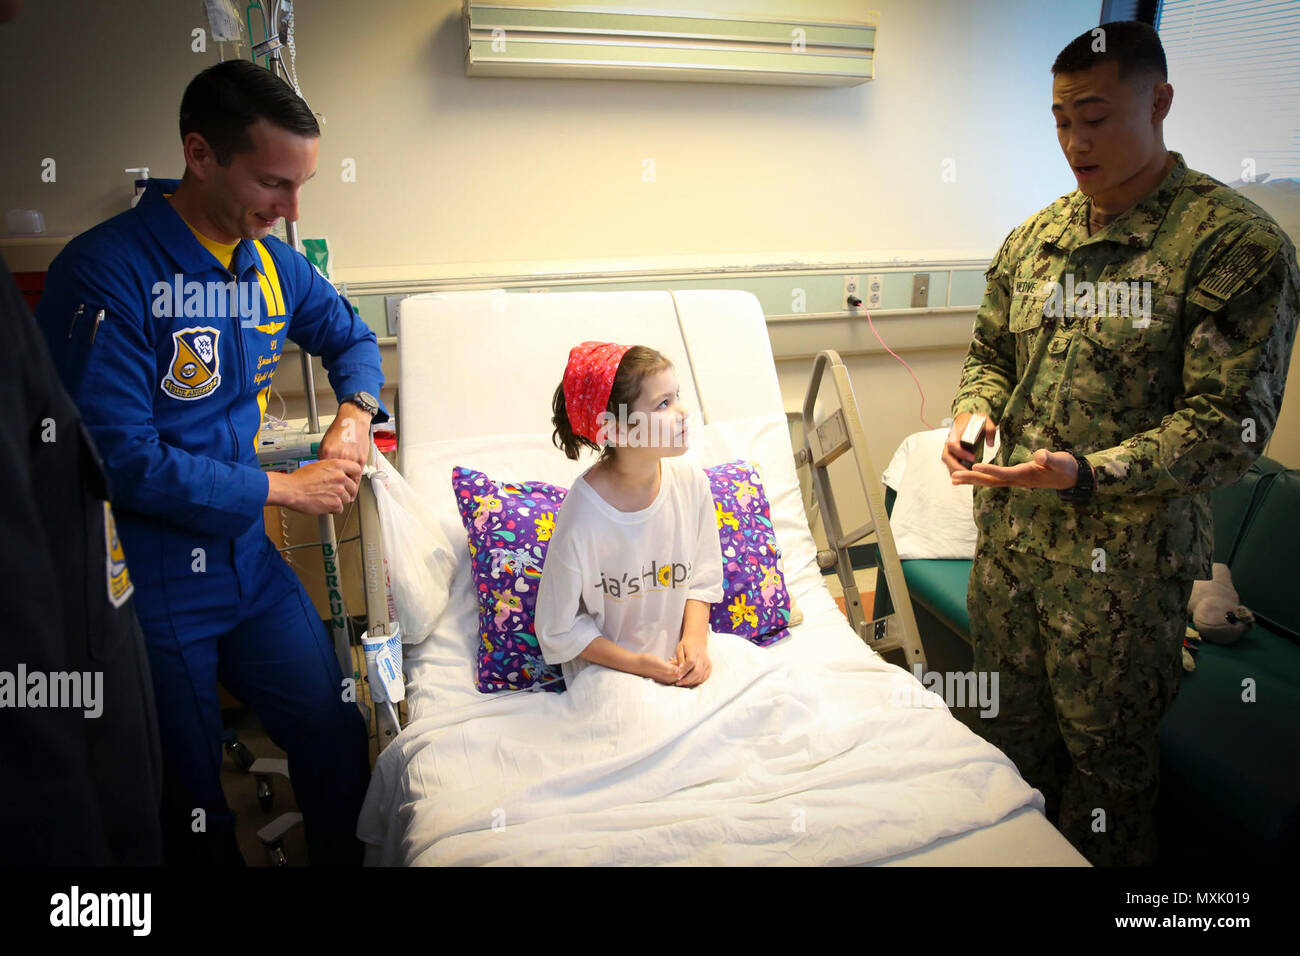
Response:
943,21,1300,865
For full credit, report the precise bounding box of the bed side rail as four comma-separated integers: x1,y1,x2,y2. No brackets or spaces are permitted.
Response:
358,443,403,752
794,350,926,670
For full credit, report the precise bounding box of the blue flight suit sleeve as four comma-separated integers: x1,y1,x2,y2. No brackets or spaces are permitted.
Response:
36,249,270,538
276,243,389,422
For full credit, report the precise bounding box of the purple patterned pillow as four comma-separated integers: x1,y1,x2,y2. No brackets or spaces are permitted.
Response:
705,460,795,647
451,466,569,694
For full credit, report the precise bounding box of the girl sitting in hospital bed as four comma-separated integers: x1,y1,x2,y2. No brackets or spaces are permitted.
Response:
534,341,724,689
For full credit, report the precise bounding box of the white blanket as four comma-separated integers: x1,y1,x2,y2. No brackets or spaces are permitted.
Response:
358,598,1043,866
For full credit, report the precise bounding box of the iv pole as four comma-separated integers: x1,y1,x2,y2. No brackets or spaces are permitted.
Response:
255,3,400,752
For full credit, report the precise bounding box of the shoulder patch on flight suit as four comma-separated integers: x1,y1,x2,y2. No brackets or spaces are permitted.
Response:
1192,225,1282,307
104,501,134,608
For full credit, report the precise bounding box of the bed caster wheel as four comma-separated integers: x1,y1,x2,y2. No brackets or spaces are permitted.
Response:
256,775,274,812
225,738,256,772
265,839,289,867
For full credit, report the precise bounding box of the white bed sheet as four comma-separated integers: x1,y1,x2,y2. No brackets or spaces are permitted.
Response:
357,413,1085,865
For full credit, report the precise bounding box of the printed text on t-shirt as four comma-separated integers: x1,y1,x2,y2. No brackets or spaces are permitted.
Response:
598,560,693,600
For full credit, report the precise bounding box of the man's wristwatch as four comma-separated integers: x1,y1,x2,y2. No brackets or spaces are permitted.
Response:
1058,452,1094,503
340,391,379,416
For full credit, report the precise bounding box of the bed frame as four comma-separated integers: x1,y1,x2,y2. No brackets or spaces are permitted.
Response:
798,349,925,670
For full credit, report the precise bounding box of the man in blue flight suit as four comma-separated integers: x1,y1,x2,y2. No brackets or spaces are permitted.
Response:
36,59,387,866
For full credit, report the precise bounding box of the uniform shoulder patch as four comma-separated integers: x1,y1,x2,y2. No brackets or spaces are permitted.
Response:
104,501,134,608
1195,224,1282,304
986,230,1017,280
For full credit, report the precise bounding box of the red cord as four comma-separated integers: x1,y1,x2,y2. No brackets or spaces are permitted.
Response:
862,308,936,430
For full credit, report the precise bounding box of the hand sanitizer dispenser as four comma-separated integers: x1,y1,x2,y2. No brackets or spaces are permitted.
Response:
125,168,150,208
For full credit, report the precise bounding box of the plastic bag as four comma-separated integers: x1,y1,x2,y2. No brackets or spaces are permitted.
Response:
369,441,457,644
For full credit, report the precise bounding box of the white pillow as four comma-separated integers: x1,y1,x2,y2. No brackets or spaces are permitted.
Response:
879,427,999,560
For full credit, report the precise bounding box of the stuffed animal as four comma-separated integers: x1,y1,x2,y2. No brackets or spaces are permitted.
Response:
1188,562,1255,646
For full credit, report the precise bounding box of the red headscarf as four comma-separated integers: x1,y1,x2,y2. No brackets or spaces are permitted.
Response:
563,341,632,445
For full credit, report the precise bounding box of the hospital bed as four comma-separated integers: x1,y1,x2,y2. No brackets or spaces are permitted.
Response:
355,288,1089,866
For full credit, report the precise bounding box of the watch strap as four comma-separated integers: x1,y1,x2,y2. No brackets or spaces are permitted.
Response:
1058,453,1094,502
341,392,378,415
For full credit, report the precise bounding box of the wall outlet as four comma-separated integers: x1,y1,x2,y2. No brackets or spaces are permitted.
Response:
911,273,930,308
865,273,884,310
843,274,860,308
384,294,407,336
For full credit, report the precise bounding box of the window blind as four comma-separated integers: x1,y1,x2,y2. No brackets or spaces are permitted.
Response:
1157,0,1300,180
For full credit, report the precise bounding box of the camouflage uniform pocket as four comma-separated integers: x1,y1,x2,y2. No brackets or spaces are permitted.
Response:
1009,293,1049,371
1072,312,1177,407
1008,293,1048,333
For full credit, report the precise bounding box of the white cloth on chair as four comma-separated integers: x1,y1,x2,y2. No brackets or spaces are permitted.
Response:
879,427,1000,560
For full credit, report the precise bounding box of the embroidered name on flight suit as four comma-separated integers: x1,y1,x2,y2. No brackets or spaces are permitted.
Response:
249,240,287,439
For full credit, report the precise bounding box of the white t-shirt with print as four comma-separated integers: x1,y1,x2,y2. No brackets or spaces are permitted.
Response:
535,456,724,685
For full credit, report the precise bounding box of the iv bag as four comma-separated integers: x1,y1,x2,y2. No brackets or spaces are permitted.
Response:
203,0,244,42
